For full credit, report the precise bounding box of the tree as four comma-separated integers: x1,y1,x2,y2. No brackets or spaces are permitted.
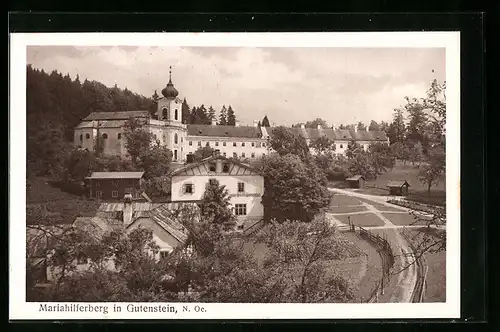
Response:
143,176,171,198
192,146,215,162
255,217,356,303
268,126,310,161
261,115,270,127
407,141,424,165
219,105,227,125
138,145,173,179
181,98,190,124
305,118,328,129
390,108,407,143
207,106,216,123
356,122,367,131
390,141,411,165
227,105,236,126
200,179,235,228
418,146,445,197
368,120,381,131
367,142,395,175
64,148,95,182
346,151,377,180
309,136,336,155
338,124,347,130
261,154,331,222
345,140,363,159
123,117,153,165
405,99,429,146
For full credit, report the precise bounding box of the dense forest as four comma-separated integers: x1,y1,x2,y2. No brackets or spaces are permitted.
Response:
26,65,240,177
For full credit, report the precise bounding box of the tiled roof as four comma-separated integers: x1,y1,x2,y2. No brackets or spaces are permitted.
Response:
267,127,387,142
76,120,128,129
187,124,262,138
147,205,189,243
346,175,365,181
86,172,145,180
169,155,260,177
387,180,410,188
83,111,150,121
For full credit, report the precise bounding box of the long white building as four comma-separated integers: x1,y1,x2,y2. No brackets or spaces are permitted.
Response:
73,71,389,163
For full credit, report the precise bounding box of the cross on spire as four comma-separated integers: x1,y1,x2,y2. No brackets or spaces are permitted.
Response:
169,66,172,82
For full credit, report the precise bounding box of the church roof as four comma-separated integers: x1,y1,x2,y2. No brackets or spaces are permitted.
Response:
187,124,262,139
83,111,150,121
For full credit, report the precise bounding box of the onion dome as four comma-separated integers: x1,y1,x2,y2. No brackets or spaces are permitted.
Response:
161,66,179,99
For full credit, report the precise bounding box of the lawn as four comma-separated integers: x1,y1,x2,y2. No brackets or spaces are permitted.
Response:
335,214,386,227
327,206,368,214
382,212,428,226
330,194,363,206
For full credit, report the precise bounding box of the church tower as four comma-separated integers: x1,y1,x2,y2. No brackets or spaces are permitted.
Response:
156,66,187,163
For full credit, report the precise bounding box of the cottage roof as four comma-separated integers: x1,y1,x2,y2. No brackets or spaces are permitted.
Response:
346,175,365,181
386,180,410,188
85,172,145,180
169,155,261,177
187,124,262,138
83,111,150,121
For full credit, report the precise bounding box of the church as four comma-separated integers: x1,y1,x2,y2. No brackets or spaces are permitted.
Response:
73,69,389,163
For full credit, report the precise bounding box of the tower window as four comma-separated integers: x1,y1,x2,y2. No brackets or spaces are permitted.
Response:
102,133,108,139
175,109,178,120
79,134,83,141
181,137,183,143
174,133,178,144
117,133,121,139
86,133,90,139
174,150,178,160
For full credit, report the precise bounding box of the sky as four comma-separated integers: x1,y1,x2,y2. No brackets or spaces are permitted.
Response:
27,46,445,127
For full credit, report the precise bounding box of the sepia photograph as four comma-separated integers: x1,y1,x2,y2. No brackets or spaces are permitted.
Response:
10,32,460,319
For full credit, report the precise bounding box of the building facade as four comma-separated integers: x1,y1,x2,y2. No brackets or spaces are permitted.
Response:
169,154,264,229
85,171,145,200
73,69,389,163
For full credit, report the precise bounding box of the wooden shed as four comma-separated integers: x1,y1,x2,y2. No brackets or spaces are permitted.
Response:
345,175,365,189
386,180,410,196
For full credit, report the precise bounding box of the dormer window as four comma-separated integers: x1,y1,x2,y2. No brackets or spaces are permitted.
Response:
86,133,90,139
102,133,108,139
209,163,216,172
222,163,230,173
117,133,122,139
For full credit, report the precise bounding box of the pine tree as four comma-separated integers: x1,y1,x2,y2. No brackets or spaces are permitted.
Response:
208,106,216,123
226,105,236,126
181,98,190,124
219,105,227,125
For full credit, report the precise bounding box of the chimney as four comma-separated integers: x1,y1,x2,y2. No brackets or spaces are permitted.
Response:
123,193,133,225
211,119,217,126
253,120,258,127
235,121,240,127
300,123,305,129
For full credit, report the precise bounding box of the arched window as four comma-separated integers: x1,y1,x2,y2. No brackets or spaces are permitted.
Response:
117,133,121,139
102,133,108,139
174,133,178,144
86,133,90,139
174,109,178,120
161,107,168,119
79,134,83,141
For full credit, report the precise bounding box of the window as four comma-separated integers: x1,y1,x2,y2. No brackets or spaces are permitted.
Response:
233,142,237,147
198,141,202,147
238,182,245,193
233,152,237,158
174,133,178,144
215,141,219,147
181,137,183,143
184,183,193,194
209,163,216,172
223,142,227,146
86,133,90,139
340,144,343,149
223,152,227,157
112,190,119,198
206,142,210,147
118,133,122,139
79,134,83,142
160,250,170,260
251,142,255,147
242,142,245,147
234,204,247,216
175,109,178,120
222,163,229,172
189,141,193,146
174,150,178,160
251,153,255,158
96,191,103,198
242,152,246,158
102,133,108,139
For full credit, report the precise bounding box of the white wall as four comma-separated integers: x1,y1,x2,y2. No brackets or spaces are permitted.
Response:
185,136,269,159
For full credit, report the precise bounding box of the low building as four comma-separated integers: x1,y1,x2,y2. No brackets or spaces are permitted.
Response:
345,175,365,188
169,152,264,230
85,171,145,200
387,180,410,196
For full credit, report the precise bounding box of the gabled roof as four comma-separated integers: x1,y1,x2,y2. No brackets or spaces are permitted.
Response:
83,111,150,121
187,124,262,138
86,172,145,180
346,175,365,181
76,119,129,129
169,155,261,177
386,180,410,188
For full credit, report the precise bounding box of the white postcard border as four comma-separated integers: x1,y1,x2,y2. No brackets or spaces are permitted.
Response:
9,32,460,320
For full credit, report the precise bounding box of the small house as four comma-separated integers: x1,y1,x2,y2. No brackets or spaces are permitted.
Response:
85,171,145,200
386,180,410,196
345,175,365,189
